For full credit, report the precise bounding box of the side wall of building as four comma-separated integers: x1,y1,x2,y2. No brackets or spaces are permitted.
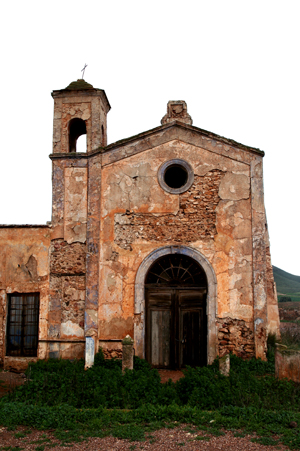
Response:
0,226,50,369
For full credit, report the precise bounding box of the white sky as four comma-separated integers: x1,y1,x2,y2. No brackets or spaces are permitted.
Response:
1,1,299,276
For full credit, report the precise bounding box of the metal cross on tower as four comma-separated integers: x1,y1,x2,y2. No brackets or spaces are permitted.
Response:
81,64,88,79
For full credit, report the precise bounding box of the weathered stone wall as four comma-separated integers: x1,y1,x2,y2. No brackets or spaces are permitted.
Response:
50,240,86,274
49,156,88,359
0,93,279,366
265,240,281,336
102,348,122,359
50,84,110,360
49,240,86,343
217,317,255,358
99,134,264,359
114,170,224,249
52,89,110,154
0,226,50,367
85,153,102,351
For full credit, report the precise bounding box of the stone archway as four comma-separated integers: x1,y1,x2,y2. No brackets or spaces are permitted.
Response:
134,246,218,365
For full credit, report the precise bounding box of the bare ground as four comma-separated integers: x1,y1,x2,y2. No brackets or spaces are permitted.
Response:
0,425,290,451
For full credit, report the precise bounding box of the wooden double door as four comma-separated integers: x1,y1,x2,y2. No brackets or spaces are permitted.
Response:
146,287,207,369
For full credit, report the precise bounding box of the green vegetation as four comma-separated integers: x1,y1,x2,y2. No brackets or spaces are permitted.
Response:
1,349,300,449
280,296,293,303
279,328,300,351
2,351,282,410
273,266,300,303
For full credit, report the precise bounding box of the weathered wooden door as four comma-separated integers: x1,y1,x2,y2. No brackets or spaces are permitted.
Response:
146,287,207,369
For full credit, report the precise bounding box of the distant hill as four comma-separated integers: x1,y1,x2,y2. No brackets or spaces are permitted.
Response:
273,266,300,302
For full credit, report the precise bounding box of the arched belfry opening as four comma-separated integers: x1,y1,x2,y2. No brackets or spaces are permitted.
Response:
145,253,207,369
69,118,87,152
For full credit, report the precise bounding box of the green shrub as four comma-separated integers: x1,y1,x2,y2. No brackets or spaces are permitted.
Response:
279,296,292,302
4,352,300,413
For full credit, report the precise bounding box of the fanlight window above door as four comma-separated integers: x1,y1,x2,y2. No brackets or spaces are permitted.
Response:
145,254,207,287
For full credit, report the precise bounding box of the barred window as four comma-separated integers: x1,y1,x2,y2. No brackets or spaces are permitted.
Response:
6,293,39,357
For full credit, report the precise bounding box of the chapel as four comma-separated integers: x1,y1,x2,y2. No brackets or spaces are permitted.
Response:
0,79,280,371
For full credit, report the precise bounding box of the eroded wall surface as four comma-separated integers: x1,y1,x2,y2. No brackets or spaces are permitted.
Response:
49,158,88,359
0,108,279,367
0,226,50,368
99,132,273,360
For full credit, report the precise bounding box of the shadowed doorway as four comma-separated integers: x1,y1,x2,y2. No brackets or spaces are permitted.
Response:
145,253,207,369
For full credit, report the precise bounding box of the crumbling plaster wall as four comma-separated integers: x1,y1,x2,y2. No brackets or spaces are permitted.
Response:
99,136,267,358
49,158,88,359
0,226,50,367
52,92,108,154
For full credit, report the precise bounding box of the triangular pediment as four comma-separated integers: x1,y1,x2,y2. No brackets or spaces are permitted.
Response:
98,121,264,167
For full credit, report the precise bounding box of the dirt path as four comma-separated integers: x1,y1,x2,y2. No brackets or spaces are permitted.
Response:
0,425,290,451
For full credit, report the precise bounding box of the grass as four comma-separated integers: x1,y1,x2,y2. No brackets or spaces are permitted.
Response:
3,352,289,411
1,348,300,449
1,404,300,448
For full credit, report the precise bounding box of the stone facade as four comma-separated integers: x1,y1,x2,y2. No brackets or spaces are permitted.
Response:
0,79,280,370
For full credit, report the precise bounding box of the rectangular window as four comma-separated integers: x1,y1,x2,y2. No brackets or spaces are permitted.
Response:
6,293,39,357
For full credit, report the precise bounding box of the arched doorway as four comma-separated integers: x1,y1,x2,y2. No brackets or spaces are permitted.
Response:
145,253,207,369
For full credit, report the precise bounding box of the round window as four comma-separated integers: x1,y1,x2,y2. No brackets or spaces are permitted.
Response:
158,159,194,194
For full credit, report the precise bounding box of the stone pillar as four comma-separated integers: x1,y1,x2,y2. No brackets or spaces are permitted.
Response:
85,336,95,369
122,335,134,372
251,158,268,360
85,154,102,352
219,354,230,376
0,289,6,366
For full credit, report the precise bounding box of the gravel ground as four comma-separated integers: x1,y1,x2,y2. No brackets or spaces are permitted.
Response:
0,425,290,451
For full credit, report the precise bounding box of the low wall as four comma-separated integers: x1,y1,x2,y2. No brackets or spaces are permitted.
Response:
275,347,300,382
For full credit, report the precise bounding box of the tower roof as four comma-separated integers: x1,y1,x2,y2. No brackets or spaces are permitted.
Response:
51,79,111,112
65,79,94,90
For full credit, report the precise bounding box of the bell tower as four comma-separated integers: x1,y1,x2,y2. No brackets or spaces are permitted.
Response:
51,79,111,154
48,80,110,364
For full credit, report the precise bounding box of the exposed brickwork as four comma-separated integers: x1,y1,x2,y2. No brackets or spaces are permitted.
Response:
217,317,255,358
102,348,122,359
61,276,85,327
50,240,86,275
49,239,86,341
115,170,224,249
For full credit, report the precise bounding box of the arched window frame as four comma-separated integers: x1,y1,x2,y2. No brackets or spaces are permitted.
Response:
68,117,87,153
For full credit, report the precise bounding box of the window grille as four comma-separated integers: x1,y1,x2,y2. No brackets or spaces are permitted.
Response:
145,254,207,287
6,293,39,357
